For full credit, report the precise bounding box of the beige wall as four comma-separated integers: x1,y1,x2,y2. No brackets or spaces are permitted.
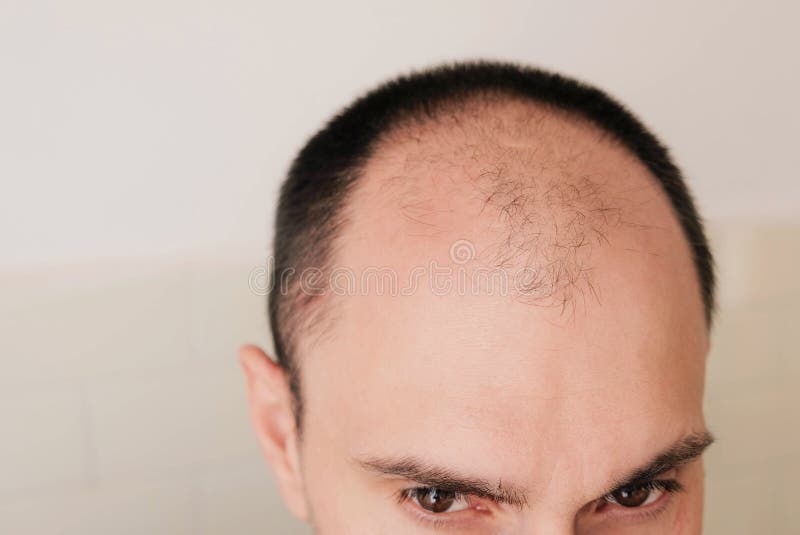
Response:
704,225,800,534
1,1,798,533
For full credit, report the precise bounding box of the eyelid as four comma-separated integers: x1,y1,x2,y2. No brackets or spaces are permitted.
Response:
606,477,684,499
396,487,470,508
396,487,492,528
396,478,685,527
599,478,684,522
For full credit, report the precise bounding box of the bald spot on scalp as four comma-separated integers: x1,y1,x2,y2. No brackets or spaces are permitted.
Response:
293,94,701,357
362,100,665,287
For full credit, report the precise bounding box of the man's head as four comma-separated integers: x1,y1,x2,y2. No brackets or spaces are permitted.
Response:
241,62,715,534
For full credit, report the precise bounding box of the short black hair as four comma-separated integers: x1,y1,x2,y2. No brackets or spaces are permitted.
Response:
269,60,715,416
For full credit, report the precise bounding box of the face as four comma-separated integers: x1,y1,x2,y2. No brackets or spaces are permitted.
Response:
242,104,711,534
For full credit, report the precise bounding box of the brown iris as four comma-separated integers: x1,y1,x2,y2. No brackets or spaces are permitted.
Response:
610,484,652,507
417,488,457,513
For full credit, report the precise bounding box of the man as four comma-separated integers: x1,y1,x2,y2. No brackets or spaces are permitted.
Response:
241,61,715,533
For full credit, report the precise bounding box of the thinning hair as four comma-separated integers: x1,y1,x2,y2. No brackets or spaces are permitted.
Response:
268,61,715,419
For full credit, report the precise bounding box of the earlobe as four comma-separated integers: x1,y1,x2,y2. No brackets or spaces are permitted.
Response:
239,345,309,521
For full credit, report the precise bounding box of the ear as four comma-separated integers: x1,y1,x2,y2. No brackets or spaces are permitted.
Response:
239,344,308,521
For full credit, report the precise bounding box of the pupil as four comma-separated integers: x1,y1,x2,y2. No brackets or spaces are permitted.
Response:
613,484,651,507
418,488,456,513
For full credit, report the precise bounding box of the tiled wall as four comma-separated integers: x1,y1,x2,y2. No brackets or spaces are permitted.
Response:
0,225,797,534
704,225,800,534
0,256,310,534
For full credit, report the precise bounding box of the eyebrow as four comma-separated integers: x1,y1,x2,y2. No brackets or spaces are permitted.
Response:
355,431,714,509
601,430,715,496
356,456,529,508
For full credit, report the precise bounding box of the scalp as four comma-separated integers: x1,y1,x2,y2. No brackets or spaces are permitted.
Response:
339,95,672,314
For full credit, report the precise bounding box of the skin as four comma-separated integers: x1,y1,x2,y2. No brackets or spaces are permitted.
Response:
241,98,711,534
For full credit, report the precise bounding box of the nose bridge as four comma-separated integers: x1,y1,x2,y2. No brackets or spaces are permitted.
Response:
519,519,575,535
500,416,583,535
498,511,575,535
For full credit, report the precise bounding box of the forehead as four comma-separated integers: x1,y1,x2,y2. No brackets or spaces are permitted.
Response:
299,100,708,496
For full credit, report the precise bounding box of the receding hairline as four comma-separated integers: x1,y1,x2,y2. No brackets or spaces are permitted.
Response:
268,62,716,422
296,94,677,355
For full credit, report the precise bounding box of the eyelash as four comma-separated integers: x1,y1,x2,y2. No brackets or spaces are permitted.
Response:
395,487,469,507
600,478,684,520
396,479,684,527
627,478,681,494
395,488,478,528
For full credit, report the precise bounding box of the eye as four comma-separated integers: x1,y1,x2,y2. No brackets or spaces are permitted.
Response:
408,487,470,513
604,480,674,508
